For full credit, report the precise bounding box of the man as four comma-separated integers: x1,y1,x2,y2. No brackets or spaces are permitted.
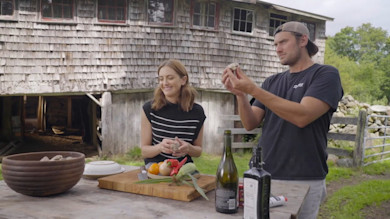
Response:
222,21,343,218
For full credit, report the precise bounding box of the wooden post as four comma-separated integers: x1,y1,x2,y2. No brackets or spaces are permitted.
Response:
91,100,97,147
101,92,112,156
353,110,367,167
67,97,72,128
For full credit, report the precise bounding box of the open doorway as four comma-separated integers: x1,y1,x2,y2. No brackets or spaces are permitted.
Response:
0,95,101,158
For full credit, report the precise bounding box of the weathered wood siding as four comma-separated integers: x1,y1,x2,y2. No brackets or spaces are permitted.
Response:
0,0,326,95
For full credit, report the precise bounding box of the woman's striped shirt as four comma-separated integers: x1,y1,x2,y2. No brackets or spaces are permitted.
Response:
143,100,206,164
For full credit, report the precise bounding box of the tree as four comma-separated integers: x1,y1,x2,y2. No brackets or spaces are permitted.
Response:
326,23,390,104
329,23,389,64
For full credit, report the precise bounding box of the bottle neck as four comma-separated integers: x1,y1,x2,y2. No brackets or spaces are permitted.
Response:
224,134,232,157
253,148,264,170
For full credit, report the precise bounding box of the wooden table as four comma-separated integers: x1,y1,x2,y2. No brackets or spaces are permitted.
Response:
0,166,309,219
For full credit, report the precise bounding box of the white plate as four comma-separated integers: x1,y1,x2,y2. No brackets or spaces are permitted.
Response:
83,161,125,179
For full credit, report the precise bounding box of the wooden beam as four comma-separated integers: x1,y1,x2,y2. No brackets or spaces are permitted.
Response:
67,97,72,128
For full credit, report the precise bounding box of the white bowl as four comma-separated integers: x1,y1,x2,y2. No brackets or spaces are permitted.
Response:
83,161,125,179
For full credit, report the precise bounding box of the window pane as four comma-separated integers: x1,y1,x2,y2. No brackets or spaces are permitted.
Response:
41,0,74,19
233,8,253,33
234,8,240,20
194,2,200,13
117,0,125,7
1,1,13,16
208,16,214,28
269,13,287,36
117,9,125,20
233,20,239,31
148,0,173,23
53,5,62,18
246,22,252,33
98,8,105,19
63,6,72,19
98,0,126,21
209,4,215,16
193,14,200,26
240,10,246,20
42,4,51,17
240,21,245,32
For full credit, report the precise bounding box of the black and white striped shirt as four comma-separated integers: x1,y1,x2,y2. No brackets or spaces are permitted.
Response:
143,100,206,164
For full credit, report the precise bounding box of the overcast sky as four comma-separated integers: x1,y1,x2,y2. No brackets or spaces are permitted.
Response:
262,0,390,36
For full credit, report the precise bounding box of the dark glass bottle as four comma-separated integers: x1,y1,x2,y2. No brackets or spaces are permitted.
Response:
215,130,239,214
243,147,271,219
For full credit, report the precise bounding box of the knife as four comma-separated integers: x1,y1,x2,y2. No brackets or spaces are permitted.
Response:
137,166,148,180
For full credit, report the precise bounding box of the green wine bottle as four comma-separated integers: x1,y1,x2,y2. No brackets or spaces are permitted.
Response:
215,130,238,214
243,146,271,219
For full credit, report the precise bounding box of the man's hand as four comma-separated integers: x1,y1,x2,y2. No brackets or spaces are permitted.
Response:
222,66,257,96
222,66,245,96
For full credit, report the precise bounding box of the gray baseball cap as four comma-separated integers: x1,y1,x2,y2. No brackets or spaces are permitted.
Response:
274,21,319,57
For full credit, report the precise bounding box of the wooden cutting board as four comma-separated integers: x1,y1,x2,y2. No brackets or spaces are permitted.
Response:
98,169,216,202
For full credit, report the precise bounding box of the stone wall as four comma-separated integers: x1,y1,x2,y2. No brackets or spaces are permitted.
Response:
331,95,390,138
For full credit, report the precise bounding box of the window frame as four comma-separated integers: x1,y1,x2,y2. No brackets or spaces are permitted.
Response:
147,0,175,26
97,0,127,24
232,7,254,34
40,0,75,22
190,0,219,30
0,0,18,21
301,21,316,41
268,12,287,36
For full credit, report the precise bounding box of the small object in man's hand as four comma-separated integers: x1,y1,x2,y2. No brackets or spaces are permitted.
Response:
227,63,239,72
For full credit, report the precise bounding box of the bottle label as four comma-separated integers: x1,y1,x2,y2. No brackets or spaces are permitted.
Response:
215,188,237,210
243,178,258,219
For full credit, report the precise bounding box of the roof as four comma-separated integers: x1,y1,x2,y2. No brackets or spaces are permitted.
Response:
231,0,334,21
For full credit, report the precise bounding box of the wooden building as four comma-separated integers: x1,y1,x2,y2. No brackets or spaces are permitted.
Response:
0,0,333,155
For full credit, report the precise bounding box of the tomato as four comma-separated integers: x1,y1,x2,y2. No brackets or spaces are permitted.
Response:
147,163,159,175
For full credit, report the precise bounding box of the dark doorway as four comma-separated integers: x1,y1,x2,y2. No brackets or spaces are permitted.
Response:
0,95,100,158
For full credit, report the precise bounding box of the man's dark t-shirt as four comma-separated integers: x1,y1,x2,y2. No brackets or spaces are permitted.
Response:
252,64,343,180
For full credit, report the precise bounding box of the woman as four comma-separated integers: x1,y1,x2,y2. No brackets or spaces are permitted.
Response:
141,59,206,165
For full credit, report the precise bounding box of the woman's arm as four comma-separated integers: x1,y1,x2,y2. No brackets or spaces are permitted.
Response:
140,110,174,158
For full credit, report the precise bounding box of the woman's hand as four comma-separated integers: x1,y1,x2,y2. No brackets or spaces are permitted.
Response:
158,138,175,154
172,137,190,157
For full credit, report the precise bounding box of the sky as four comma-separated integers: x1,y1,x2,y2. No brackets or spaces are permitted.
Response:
262,0,390,36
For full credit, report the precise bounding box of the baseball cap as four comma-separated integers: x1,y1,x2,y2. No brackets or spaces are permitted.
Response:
274,21,319,57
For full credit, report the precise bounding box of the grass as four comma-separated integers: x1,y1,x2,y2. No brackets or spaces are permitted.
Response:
320,180,390,219
193,151,252,176
325,161,356,183
319,160,390,219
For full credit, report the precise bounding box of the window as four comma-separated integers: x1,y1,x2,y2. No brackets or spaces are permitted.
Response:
41,0,74,20
302,21,316,41
148,0,174,25
0,0,13,16
233,8,253,33
269,13,287,36
192,0,218,29
98,0,126,23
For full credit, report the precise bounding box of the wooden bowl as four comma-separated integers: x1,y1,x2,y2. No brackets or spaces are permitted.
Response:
2,151,85,196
